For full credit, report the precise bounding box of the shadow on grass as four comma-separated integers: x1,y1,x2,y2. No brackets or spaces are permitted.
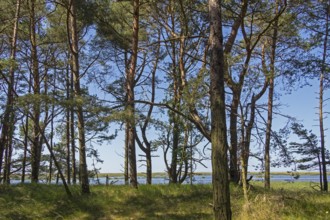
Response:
110,184,213,219
0,184,213,220
0,184,106,220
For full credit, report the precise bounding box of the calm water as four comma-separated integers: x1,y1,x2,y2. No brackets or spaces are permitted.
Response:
90,174,329,185
9,174,329,185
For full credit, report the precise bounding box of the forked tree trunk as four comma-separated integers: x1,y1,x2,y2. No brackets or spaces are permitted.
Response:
135,32,159,184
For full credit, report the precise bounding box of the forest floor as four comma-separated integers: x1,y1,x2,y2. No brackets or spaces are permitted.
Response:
0,181,329,219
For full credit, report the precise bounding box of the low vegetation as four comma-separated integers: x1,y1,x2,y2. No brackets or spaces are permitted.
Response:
0,182,329,219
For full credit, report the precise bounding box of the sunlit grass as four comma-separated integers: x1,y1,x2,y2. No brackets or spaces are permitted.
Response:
0,181,329,219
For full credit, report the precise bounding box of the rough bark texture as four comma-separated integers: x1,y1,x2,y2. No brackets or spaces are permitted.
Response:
68,0,90,193
229,90,240,183
127,0,140,188
209,0,232,219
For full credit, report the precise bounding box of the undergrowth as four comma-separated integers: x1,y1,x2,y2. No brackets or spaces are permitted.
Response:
0,182,328,219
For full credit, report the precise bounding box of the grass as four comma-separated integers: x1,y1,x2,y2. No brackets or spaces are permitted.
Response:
0,182,329,219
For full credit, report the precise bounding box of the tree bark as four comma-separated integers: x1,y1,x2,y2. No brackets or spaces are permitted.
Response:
0,0,21,184
21,73,31,183
209,0,232,219
67,0,90,194
264,1,279,190
66,65,71,184
229,89,240,183
70,71,76,184
319,0,329,192
124,51,129,185
28,0,42,183
224,0,248,184
126,0,140,188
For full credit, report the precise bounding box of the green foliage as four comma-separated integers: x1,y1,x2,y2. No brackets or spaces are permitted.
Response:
289,123,328,171
94,0,148,50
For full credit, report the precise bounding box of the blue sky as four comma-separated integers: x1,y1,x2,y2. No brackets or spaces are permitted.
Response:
88,78,329,174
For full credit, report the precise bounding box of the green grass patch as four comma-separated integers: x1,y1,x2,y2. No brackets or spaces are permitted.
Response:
0,182,329,219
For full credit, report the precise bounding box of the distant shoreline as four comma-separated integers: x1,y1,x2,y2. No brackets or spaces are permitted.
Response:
98,171,325,178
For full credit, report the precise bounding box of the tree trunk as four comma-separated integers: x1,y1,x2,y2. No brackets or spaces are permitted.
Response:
169,122,180,183
28,0,42,183
48,73,56,184
319,0,329,192
240,79,268,196
209,0,232,219
68,0,90,194
264,1,279,190
39,126,72,197
0,0,21,181
264,80,274,189
126,0,140,188
317,155,323,190
135,35,159,184
224,0,248,184
21,114,29,183
22,73,31,183
125,122,129,185
229,90,240,183
124,51,129,185
70,71,76,184
66,65,71,184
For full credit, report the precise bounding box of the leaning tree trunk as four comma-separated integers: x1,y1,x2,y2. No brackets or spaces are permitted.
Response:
67,0,90,194
209,0,232,219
